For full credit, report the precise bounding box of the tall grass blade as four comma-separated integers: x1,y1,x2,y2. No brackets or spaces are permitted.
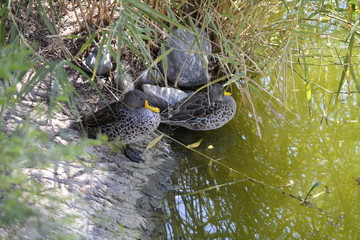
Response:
153,48,173,66
0,7,9,47
76,33,98,58
125,0,189,31
35,0,57,35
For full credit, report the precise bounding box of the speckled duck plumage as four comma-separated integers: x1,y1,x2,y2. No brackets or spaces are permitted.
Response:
81,90,160,144
160,84,236,131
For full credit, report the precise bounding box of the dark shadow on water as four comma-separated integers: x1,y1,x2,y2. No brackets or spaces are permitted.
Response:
158,124,207,145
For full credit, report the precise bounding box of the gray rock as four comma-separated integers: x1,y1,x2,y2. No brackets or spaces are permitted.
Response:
135,69,162,88
84,45,113,76
142,84,189,111
165,28,211,88
114,60,135,93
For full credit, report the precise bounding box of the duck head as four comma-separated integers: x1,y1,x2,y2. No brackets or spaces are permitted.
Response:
209,83,232,102
123,90,160,113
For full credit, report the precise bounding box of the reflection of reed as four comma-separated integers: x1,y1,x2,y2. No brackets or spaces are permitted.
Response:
164,163,247,239
162,149,341,239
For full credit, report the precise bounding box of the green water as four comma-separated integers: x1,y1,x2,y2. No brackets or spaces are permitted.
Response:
161,2,360,239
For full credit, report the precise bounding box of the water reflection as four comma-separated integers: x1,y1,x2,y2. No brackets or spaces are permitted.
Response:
161,81,360,239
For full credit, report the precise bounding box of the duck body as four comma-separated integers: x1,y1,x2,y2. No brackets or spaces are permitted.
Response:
160,84,236,131
81,90,160,144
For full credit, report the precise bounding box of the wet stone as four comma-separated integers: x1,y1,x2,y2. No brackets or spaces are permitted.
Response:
142,84,189,111
165,27,211,88
84,45,113,76
135,69,162,88
114,60,135,93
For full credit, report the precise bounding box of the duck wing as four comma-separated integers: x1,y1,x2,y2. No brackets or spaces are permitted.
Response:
82,101,125,127
167,94,214,121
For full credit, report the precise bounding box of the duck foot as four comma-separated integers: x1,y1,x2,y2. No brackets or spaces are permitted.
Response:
124,145,144,163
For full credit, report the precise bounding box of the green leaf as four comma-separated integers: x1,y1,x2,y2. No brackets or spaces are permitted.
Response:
304,181,323,201
76,32,98,57
35,0,57,35
154,47,173,66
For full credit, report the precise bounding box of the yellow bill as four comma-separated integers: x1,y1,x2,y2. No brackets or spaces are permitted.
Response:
145,100,160,113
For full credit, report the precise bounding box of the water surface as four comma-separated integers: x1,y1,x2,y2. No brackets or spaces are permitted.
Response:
161,2,360,239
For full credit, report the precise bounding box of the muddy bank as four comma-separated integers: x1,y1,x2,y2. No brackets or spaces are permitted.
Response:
1,73,177,239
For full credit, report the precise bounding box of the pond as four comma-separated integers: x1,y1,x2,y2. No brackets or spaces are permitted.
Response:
160,1,360,239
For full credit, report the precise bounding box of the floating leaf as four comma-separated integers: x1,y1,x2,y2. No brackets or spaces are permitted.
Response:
207,165,217,179
145,134,164,151
304,181,323,201
186,138,203,149
309,191,326,200
207,159,213,168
